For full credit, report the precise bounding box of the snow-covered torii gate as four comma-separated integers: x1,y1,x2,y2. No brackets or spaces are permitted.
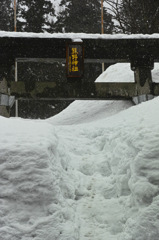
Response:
1,31,159,116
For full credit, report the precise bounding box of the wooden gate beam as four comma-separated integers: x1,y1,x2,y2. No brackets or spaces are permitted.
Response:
0,35,159,62
10,81,159,100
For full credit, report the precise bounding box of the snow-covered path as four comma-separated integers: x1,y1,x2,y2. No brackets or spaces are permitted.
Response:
49,97,159,240
58,126,128,240
52,124,127,240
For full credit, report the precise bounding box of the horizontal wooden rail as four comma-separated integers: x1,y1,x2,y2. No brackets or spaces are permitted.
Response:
10,81,159,100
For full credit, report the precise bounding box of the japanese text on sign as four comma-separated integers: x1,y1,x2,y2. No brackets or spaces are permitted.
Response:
66,43,84,78
70,48,79,72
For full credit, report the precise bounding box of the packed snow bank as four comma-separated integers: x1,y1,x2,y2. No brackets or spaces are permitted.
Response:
1,96,159,240
0,118,78,240
96,62,159,83
49,97,159,240
96,63,134,83
47,100,133,125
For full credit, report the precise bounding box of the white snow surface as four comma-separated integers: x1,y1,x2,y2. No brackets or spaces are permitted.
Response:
96,63,159,83
50,0,61,13
1,63,159,240
1,31,159,39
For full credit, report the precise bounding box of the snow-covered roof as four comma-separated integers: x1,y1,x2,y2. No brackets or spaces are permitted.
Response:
1,31,159,39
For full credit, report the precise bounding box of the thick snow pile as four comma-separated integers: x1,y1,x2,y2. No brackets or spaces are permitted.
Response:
47,100,133,125
1,97,159,240
96,62,159,83
0,118,78,240
48,96,159,240
96,63,134,83
0,63,159,240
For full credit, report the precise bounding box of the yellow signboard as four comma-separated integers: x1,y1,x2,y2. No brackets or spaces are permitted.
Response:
66,42,84,79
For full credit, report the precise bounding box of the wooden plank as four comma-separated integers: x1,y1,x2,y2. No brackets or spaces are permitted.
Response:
16,58,117,64
96,82,137,98
10,81,139,100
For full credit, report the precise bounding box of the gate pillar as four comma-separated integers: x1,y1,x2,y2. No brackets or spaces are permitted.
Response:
131,56,154,96
0,62,15,117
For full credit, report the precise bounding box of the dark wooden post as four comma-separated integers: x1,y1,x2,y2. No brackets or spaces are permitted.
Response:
0,77,10,117
0,62,14,117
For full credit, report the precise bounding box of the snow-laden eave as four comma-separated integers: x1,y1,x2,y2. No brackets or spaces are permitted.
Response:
1,31,159,40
